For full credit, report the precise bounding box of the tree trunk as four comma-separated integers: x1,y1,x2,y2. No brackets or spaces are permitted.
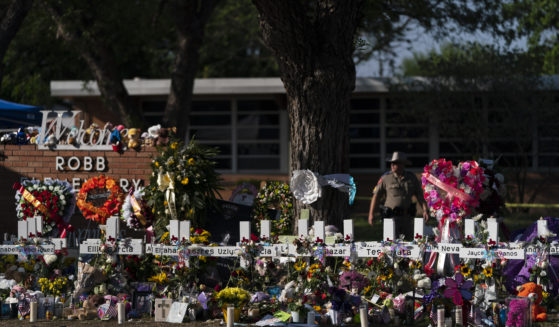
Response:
0,0,33,90
252,0,362,227
44,2,141,127
163,0,219,139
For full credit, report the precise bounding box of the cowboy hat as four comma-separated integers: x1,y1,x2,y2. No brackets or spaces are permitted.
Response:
386,151,412,165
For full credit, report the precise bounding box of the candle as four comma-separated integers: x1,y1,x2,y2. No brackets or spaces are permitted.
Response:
307,311,315,325
226,305,234,327
117,302,125,324
359,304,368,327
437,305,445,327
455,305,463,326
30,302,37,322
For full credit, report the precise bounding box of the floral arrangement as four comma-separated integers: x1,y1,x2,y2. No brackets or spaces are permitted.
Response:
121,187,154,231
14,179,75,236
145,139,221,236
38,276,70,297
77,175,124,224
215,287,250,308
422,159,485,228
252,181,294,235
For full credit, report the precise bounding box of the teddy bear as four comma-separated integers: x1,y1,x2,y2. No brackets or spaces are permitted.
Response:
127,128,141,150
74,296,100,320
156,127,170,146
517,282,547,322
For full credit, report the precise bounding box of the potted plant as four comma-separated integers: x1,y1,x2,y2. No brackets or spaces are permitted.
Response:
215,287,250,323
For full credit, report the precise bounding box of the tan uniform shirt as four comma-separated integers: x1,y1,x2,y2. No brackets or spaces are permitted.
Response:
374,171,423,210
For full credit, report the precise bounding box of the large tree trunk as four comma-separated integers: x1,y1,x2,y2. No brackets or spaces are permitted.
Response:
44,2,141,127
252,0,362,227
0,0,33,90
163,0,219,139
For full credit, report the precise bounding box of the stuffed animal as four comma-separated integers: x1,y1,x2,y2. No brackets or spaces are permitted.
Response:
84,123,100,144
16,127,28,145
67,127,78,145
127,128,141,150
156,127,170,146
517,282,547,322
75,297,99,320
110,125,125,152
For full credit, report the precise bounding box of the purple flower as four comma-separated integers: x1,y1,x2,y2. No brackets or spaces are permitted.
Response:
444,273,473,305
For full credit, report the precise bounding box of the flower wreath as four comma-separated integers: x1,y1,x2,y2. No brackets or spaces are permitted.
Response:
252,181,293,235
77,175,124,224
13,179,75,237
121,187,154,231
422,159,485,227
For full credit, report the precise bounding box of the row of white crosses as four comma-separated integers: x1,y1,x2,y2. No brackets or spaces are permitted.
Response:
0,216,66,255
71,215,559,261
79,216,143,255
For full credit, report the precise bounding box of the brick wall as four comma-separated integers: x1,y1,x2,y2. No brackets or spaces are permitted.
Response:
0,144,158,234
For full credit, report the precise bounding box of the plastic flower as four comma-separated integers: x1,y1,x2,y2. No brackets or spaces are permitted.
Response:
444,273,473,305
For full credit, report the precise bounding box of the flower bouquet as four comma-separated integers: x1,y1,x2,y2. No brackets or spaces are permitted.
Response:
14,179,75,237
77,175,123,224
121,187,154,231
215,287,250,308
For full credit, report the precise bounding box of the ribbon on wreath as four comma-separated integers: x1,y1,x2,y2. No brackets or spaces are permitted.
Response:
13,182,72,237
128,188,147,226
157,171,178,219
425,174,473,203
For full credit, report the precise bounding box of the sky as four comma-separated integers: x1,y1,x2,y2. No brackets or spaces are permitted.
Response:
356,29,528,77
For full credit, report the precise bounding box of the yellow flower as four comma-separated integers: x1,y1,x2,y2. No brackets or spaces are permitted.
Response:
543,291,549,299
313,306,321,312
154,162,159,167
363,286,372,295
170,142,178,150
181,177,189,185
483,267,493,278
161,232,169,241
148,272,168,284
188,158,195,165
294,260,307,271
461,265,471,276
163,200,168,206
342,260,351,270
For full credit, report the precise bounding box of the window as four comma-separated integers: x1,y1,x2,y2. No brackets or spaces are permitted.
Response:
349,98,381,170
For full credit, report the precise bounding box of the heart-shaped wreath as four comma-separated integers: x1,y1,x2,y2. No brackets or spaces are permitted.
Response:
14,179,75,237
422,159,485,226
77,175,124,224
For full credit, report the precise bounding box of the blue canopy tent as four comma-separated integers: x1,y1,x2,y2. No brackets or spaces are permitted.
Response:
0,99,42,129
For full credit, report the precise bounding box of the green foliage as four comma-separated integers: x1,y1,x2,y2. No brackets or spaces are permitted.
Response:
145,139,222,237
252,181,294,236
198,0,279,77
501,0,559,74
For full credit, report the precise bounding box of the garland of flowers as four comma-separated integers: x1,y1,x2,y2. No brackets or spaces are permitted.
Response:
121,187,154,231
252,181,294,236
14,179,75,237
77,175,124,224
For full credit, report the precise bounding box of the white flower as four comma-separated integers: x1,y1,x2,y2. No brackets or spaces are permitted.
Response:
290,170,322,204
539,261,548,269
60,195,65,200
540,271,547,277
44,254,58,266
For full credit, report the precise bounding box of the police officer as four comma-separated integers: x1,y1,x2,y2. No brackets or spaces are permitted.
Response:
368,151,429,240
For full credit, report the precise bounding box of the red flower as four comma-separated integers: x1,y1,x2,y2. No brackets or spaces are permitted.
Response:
250,233,259,242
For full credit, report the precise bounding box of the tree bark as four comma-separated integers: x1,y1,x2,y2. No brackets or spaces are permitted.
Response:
252,0,362,227
163,0,219,139
0,0,33,90
43,2,141,127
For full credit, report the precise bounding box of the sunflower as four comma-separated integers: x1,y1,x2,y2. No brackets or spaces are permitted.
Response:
461,265,471,276
294,260,307,271
483,267,493,278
